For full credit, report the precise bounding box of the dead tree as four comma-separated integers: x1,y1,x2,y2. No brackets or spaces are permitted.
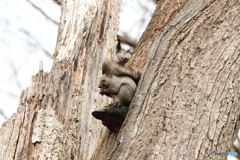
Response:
1,0,240,160
0,0,121,159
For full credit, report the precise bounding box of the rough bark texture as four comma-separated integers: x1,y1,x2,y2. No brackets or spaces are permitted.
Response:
0,0,122,159
128,0,187,71
108,0,240,160
1,0,240,160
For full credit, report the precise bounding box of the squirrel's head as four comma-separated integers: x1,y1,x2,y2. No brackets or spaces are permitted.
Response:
117,51,130,64
115,37,131,65
98,74,111,89
98,74,112,95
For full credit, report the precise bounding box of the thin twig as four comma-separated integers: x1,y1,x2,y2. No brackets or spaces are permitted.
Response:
26,0,58,25
117,34,137,48
0,109,8,120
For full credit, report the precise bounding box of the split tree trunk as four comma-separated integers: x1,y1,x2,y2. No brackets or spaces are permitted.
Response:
0,0,122,159
1,0,240,160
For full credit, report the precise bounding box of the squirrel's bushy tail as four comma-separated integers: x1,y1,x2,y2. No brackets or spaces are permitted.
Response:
102,61,141,84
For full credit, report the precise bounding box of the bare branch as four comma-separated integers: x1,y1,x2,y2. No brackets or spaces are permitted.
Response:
117,33,137,48
53,0,62,5
152,0,159,4
19,28,54,59
0,108,8,120
26,0,58,25
7,60,23,90
232,144,240,160
41,47,54,59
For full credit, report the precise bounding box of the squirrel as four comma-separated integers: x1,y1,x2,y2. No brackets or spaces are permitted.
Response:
97,37,141,106
113,38,131,67
102,38,141,84
102,61,141,85
98,72,137,106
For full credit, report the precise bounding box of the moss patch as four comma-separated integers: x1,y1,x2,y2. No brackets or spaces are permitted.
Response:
128,42,145,67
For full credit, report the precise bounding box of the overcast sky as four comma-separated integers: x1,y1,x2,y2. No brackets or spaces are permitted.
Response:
0,0,155,126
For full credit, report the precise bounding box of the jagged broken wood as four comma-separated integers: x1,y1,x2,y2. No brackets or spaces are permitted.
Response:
92,103,128,132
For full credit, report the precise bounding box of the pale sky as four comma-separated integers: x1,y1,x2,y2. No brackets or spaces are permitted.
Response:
0,1,237,159
0,0,155,126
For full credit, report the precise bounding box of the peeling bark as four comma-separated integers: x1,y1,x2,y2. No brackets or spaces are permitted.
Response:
0,0,122,159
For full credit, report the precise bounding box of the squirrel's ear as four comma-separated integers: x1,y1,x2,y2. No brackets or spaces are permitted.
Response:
102,61,110,75
102,62,106,74
116,37,121,54
102,61,113,78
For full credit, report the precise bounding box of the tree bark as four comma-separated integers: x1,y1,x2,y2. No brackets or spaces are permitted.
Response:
1,0,240,160
0,0,122,159
108,0,240,159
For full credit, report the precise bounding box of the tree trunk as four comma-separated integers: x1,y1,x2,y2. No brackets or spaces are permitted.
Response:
0,0,122,159
1,0,240,160
108,0,240,159
94,0,240,159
